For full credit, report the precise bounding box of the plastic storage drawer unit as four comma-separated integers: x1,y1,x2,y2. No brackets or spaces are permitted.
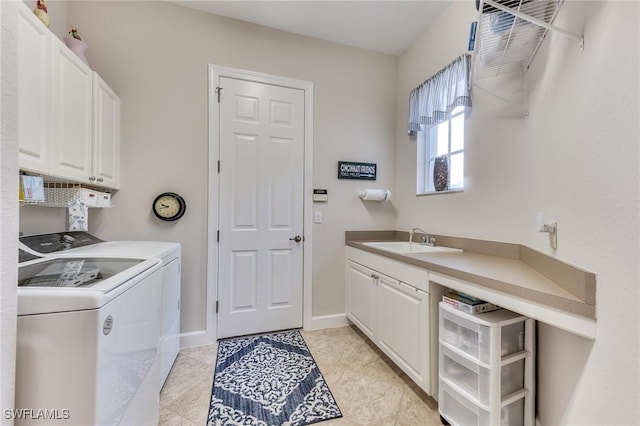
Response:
440,304,525,363
440,380,525,426
440,344,525,405
438,302,535,426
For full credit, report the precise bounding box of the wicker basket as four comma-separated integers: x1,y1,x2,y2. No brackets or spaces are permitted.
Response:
43,183,112,208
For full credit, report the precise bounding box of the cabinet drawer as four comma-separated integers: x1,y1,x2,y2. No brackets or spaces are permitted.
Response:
439,380,525,426
346,247,429,292
440,306,524,363
440,345,524,405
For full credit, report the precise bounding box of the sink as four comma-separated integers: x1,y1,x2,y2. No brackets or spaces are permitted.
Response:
362,241,462,254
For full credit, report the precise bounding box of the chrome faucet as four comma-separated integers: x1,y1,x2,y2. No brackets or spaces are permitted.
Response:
410,227,436,246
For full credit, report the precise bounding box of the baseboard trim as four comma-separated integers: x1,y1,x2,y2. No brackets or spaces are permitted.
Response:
180,330,210,349
180,314,351,348
309,313,350,330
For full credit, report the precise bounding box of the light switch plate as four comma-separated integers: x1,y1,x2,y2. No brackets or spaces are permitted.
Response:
314,211,322,223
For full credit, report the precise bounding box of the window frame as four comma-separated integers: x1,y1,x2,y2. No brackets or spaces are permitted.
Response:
416,107,465,196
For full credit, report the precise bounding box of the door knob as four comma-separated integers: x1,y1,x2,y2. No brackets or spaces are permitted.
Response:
289,235,302,243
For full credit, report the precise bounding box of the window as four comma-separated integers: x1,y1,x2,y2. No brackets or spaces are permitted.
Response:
416,106,465,195
407,54,470,195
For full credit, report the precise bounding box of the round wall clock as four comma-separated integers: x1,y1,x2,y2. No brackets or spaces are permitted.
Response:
152,192,186,221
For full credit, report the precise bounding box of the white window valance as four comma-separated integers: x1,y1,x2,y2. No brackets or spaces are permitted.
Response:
408,53,472,134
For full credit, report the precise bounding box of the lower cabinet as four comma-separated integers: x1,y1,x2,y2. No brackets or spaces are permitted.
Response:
346,257,431,394
345,261,377,340
377,276,429,390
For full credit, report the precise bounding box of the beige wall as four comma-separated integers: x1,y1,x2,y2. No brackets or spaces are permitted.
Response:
521,2,639,424
395,1,639,425
19,1,398,334
394,2,523,241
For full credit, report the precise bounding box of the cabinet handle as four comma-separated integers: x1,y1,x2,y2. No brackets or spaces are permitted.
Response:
97,177,104,183
89,176,96,181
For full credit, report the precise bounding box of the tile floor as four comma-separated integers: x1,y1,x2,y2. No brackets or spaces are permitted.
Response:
159,325,442,426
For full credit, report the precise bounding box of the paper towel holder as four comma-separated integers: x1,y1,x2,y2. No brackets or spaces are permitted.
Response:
357,189,391,201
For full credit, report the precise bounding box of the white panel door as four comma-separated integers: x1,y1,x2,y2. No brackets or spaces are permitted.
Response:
217,77,305,338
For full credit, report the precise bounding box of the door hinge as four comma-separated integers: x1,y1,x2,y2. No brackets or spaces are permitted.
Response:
215,301,219,313
215,86,223,103
217,160,220,173
217,230,220,242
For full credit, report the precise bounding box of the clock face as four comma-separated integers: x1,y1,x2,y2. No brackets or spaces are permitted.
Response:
152,193,186,221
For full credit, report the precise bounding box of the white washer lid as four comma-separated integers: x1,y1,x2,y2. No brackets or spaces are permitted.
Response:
62,241,181,263
18,257,161,315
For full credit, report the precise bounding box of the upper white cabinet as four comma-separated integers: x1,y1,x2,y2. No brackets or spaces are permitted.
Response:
17,2,121,190
17,4,52,174
92,72,121,189
50,36,93,183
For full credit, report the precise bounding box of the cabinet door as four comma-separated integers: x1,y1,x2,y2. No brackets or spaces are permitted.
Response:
17,3,52,174
377,277,430,393
50,37,93,182
92,72,120,189
346,261,376,339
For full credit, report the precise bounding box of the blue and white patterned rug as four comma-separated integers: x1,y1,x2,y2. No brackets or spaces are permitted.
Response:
207,330,342,426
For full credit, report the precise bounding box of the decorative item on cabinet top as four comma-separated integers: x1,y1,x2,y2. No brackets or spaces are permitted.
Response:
33,0,49,28
25,182,113,208
63,26,89,66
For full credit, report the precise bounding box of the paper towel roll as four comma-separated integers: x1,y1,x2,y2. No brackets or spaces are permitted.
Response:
357,189,391,201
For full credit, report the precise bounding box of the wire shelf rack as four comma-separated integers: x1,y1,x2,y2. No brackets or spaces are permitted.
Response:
41,183,113,208
471,0,583,116
473,0,569,80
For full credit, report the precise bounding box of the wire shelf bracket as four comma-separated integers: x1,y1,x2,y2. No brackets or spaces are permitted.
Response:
473,72,529,118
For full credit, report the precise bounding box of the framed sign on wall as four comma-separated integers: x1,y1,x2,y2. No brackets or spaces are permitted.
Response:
337,161,377,180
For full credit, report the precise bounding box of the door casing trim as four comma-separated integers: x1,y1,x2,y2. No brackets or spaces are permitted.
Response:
206,64,314,344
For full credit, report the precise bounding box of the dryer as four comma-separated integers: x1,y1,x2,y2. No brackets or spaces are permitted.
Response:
20,232,182,386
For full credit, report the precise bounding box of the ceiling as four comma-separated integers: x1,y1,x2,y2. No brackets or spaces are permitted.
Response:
171,1,451,55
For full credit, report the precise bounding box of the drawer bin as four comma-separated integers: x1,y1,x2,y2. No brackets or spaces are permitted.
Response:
440,305,525,363
439,380,525,426
440,345,525,405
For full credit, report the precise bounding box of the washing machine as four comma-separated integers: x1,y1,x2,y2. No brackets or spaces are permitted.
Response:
19,231,182,386
16,253,162,425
